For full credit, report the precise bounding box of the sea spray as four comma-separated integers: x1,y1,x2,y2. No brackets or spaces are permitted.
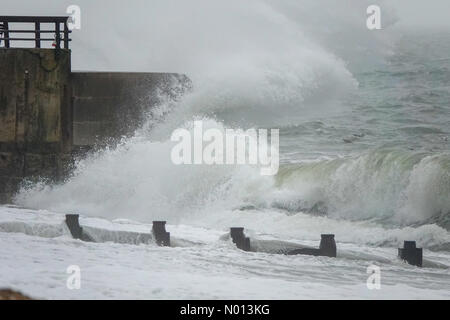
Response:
12,1,450,248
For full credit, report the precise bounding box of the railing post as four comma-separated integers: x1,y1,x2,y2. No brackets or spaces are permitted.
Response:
55,21,60,49
0,17,71,49
35,22,40,48
4,22,10,48
63,20,69,49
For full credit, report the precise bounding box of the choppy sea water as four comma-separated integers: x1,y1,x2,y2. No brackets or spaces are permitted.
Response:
1,2,450,298
15,32,449,238
275,32,450,231
0,207,449,299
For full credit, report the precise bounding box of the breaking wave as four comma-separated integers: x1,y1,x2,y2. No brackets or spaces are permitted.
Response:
268,149,450,229
11,0,450,249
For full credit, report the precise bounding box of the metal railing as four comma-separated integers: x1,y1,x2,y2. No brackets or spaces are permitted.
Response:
0,16,72,49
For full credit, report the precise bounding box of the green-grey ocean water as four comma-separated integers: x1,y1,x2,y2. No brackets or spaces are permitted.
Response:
14,31,450,240
274,32,450,229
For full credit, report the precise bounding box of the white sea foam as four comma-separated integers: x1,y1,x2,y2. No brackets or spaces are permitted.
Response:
10,0,450,250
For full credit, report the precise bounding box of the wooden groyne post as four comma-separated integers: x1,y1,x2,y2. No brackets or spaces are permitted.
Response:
230,227,251,252
319,234,337,258
152,221,170,247
398,241,422,267
65,214,93,242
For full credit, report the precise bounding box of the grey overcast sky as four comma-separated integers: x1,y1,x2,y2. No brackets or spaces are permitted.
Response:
1,0,449,72
392,0,450,27
1,0,450,27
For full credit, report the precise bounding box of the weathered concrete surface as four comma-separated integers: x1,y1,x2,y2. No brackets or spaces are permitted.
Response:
72,72,190,146
0,48,72,202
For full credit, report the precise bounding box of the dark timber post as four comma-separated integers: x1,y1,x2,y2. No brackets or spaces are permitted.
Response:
152,221,170,247
230,227,251,252
65,214,94,242
319,234,337,257
230,227,245,242
398,241,422,267
65,214,82,240
35,22,40,48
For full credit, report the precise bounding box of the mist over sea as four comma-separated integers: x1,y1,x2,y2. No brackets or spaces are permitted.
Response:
12,1,448,243
1,0,449,299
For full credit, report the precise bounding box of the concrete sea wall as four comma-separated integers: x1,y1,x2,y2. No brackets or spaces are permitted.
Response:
0,48,72,202
72,72,189,146
0,48,190,203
